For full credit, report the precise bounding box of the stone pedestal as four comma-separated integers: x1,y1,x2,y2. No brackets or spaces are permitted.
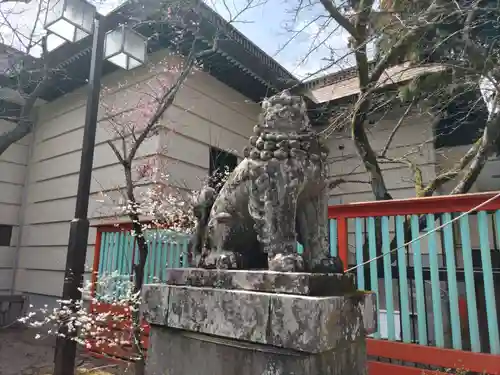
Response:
141,268,377,375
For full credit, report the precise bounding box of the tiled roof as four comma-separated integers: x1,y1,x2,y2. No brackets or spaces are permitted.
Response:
302,62,446,104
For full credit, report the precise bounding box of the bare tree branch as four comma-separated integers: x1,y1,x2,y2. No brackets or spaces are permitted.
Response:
423,139,481,196
380,99,415,157
451,115,500,194
328,177,369,189
0,36,52,155
99,3,257,370
0,0,31,3
318,0,358,38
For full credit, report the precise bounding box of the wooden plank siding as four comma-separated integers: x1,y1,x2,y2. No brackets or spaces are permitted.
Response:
10,50,500,302
0,119,31,293
324,106,437,204
13,50,260,298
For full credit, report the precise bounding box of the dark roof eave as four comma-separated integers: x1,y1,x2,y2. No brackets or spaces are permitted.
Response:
3,0,298,103
301,62,377,91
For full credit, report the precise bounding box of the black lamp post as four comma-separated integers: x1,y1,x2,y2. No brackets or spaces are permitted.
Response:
43,0,147,373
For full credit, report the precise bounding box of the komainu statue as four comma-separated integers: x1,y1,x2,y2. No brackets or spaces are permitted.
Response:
189,90,343,273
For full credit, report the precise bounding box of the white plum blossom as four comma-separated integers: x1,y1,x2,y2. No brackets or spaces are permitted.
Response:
19,272,145,361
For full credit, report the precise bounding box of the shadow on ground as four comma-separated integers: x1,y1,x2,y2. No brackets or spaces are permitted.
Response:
0,326,135,375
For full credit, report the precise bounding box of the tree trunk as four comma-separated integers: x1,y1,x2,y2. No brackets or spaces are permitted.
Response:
131,217,148,375
0,74,49,157
123,163,149,375
351,96,393,202
451,115,500,194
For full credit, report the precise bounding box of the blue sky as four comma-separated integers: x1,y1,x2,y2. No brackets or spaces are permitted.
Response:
205,0,352,79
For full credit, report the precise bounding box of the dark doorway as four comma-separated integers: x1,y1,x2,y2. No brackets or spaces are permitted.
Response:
209,146,237,192
0,224,12,247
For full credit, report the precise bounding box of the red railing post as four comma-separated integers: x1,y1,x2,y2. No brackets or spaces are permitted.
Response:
337,217,349,271
90,228,103,300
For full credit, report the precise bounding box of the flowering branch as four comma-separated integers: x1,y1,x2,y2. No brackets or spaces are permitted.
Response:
20,273,144,363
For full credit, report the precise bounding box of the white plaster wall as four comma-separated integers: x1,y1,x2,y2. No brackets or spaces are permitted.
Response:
17,60,500,303
435,144,500,194
325,107,437,204
0,119,31,293
13,50,260,300
324,107,443,263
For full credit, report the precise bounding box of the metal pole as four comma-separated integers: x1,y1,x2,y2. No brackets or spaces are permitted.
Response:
53,14,105,375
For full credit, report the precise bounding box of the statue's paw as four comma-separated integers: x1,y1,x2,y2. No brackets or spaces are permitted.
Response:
215,251,240,269
200,250,241,270
268,253,305,272
311,257,344,274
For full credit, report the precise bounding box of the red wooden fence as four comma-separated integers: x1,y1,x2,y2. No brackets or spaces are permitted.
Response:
87,193,500,374
87,224,149,361
330,192,500,375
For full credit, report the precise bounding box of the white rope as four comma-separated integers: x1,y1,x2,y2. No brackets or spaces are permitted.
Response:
345,191,500,273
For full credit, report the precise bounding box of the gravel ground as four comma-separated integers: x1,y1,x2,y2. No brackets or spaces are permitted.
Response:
0,327,135,375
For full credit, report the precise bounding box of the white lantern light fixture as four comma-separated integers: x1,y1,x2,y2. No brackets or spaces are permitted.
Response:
44,0,96,43
104,25,147,70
